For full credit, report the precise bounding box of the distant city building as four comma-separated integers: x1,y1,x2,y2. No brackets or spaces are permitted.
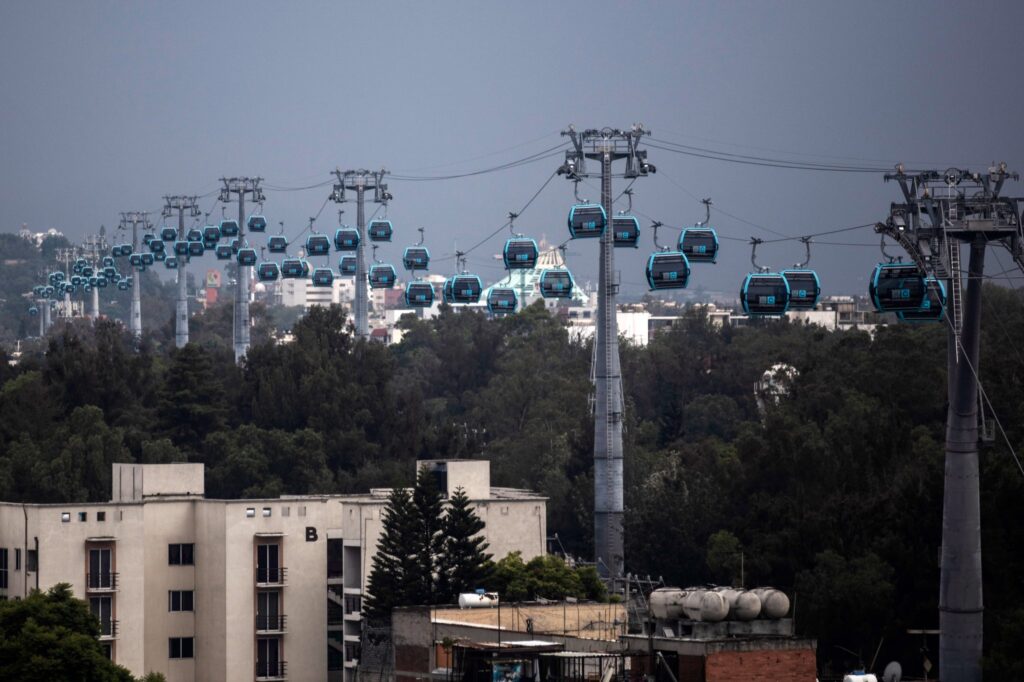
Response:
18,226,65,247
0,459,546,682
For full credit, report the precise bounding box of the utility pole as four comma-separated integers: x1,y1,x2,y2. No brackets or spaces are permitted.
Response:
82,231,107,320
330,169,391,339
162,195,201,348
558,125,655,580
219,177,264,362
877,164,1023,682
55,247,77,319
119,211,150,338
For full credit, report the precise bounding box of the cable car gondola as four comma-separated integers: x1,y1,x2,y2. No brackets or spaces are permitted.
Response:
403,246,430,271
339,256,357,276
404,281,434,307
503,237,539,269
187,242,205,258
540,269,574,299
306,234,331,256
334,227,359,251
203,225,222,243
257,262,280,282
154,251,166,262
247,215,267,233
149,239,165,254
741,273,790,315
117,281,129,290
82,266,95,277
487,287,518,314
187,228,203,243
88,276,98,287
267,235,288,253
119,244,133,257
368,264,396,289
368,219,393,242
898,277,946,322
142,233,156,246
95,277,108,288
281,258,305,279
869,262,926,312
71,275,83,286
220,219,239,238
103,266,116,279
679,228,719,263
311,267,334,287
645,252,690,290
442,276,455,304
301,259,310,278
28,306,38,316
129,254,144,268
568,203,607,239
230,238,242,254
237,248,258,267
173,241,190,257
160,226,177,242
613,214,641,248
782,270,821,310
140,253,154,266
215,245,232,261
164,257,178,269
111,245,124,258
102,256,114,268
451,274,483,303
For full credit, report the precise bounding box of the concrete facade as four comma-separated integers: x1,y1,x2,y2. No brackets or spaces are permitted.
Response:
0,460,546,682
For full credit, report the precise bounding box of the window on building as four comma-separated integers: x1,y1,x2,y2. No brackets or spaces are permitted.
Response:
61,512,70,523
88,548,113,589
168,544,195,566
256,543,281,583
90,596,113,636
298,506,306,517
168,590,194,612
78,512,87,522
257,637,281,677
262,507,271,517
327,539,344,579
168,637,194,659
100,643,112,660
0,548,8,589
26,550,37,572
97,511,106,522
282,507,290,517
256,591,280,630
15,549,20,571
246,508,256,518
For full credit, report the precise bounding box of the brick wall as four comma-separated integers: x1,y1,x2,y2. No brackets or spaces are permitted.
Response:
705,649,816,682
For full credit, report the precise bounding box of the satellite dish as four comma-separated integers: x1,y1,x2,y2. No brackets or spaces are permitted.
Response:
882,661,902,682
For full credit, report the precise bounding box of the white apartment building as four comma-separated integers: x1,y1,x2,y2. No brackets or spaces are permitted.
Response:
0,459,546,682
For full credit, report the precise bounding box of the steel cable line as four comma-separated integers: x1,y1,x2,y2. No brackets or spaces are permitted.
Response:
389,143,569,181
392,130,563,174
646,139,896,173
653,127,989,169
263,178,336,192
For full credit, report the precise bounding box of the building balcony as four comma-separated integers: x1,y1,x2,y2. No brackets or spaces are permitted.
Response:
98,619,118,640
255,567,287,587
256,614,287,634
86,572,118,592
255,660,287,681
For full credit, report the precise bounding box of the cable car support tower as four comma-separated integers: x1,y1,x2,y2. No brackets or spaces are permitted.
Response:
330,169,391,339
558,125,654,581
163,195,201,348
118,211,150,338
876,164,1023,682
219,178,264,363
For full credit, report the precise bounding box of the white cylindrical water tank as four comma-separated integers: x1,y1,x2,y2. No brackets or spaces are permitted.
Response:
458,592,499,608
649,588,687,620
715,588,762,621
843,675,878,682
752,588,791,619
682,588,728,622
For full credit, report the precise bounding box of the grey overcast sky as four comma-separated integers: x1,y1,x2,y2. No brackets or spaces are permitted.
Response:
2,1,1023,297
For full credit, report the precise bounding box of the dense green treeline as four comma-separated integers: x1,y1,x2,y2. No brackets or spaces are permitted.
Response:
0,288,1022,677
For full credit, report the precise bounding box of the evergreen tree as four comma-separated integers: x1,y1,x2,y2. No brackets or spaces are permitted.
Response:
362,487,416,623
407,466,445,605
156,344,226,452
438,486,491,603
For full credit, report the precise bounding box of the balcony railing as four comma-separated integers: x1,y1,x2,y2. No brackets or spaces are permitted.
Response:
256,614,287,633
98,618,118,639
87,572,118,591
256,660,287,680
256,566,287,586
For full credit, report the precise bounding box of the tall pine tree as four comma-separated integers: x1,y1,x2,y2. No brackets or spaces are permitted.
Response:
438,486,492,604
362,487,416,623
407,466,445,605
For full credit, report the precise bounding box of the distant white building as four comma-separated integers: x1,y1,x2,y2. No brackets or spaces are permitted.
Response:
19,226,65,247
